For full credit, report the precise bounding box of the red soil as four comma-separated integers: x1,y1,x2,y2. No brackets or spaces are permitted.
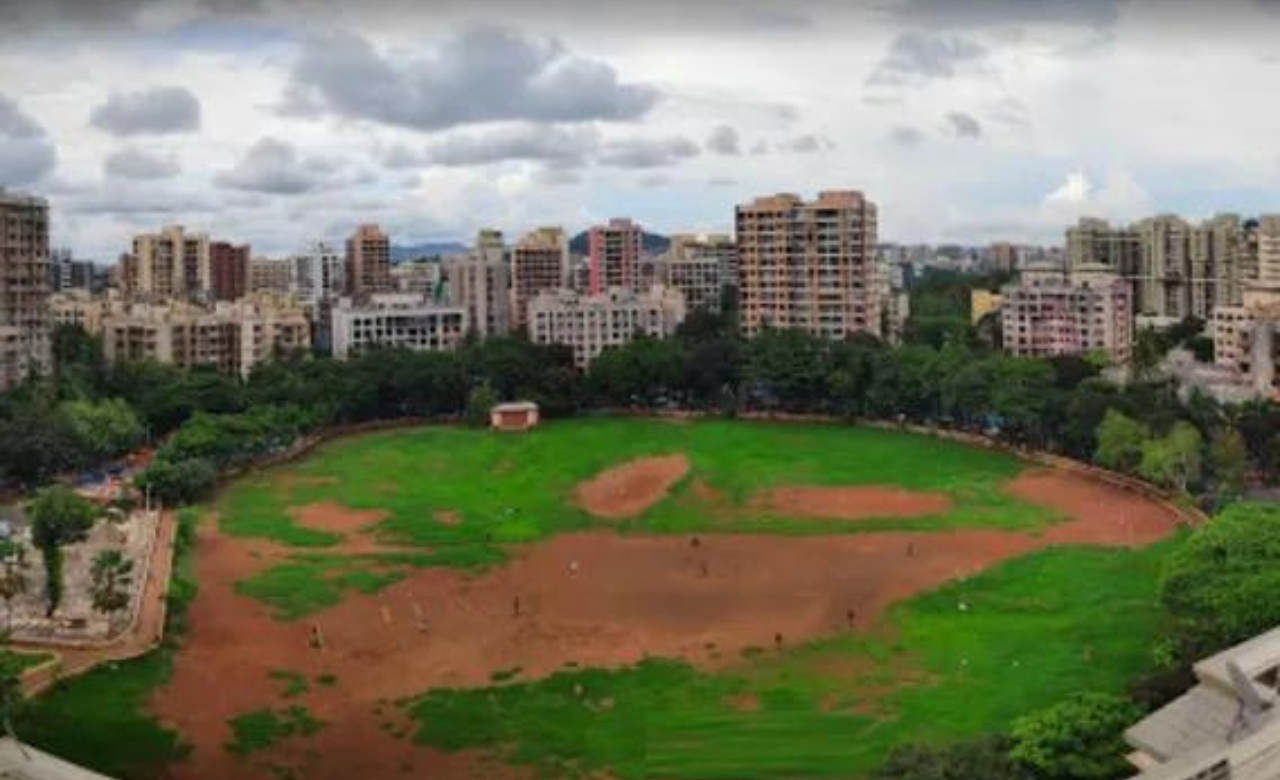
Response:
148,467,1182,780
573,454,690,519
754,486,952,520
289,502,387,535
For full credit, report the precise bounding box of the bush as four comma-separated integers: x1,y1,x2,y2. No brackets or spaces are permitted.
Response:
135,458,217,507
1009,692,1142,780
877,736,1030,780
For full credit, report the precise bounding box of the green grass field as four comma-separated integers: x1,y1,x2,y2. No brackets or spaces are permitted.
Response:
220,418,1059,619
403,538,1180,779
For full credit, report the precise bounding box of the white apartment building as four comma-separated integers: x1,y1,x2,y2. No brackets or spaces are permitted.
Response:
291,242,346,309
527,286,686,369
1001,267,1134,364
329,293,468,359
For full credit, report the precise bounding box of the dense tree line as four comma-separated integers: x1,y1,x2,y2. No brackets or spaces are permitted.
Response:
4,317,1279,506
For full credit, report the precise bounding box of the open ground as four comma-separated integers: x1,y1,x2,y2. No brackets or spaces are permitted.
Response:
22,419,1186,780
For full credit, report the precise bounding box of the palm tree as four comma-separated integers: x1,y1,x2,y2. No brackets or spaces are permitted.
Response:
90,549,133,618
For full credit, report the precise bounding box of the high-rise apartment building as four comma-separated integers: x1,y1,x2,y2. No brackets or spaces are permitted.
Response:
511,227,569,331
48,248,96,293
291,242,346,309
444,229,510,337
1211,216,1280,398
658,234,736,313
125,225,212,301
209,241,250,302
735,190,880,340
587,218,643,295
345,224,392,297
527,286,686,369
0,189,51,389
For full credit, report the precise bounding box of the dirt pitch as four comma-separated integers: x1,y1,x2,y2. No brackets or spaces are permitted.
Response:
573,453,691,519
754,485,953,520
149,467,1180,780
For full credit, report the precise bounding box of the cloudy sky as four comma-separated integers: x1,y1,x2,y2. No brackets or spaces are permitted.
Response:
2,0,1280,259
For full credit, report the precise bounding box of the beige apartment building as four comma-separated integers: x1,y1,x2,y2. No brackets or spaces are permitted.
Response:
329,293,467,359
511,227,569,331
527,285,686,369
587,218,643,295
122,225,211,301
735,190,880,340
659,234,736,314
1212,217,1280,399
0,189,51,390
346,224,392,297
1001,268,1134,364
101,293,310,377
50,289,127,335
444,229,510,337
1067,215,1256,324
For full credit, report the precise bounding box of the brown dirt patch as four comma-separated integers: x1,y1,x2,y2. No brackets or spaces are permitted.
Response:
754,486,952,520
434,510,463,527
573,454,690,519
289,502,388,535
1007,470,1179,547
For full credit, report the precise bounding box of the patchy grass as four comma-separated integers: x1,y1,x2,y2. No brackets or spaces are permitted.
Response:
225,705,325,757
403,539,1180,779
214,419,1056,616
268,669,309,699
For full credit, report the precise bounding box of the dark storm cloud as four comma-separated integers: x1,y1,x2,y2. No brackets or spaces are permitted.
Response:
706,125,742,155
867,32,989,86
425,125,598,167
0,94,57,185
887,0,1127,29
104,148,181,180
214,138,341,195
90,87,202,136
0,0,160,34
945,111,983,139
597,137,701,169
282,27,660,132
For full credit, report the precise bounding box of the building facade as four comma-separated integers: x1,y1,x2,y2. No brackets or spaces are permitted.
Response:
735,190,881,340
48,248,97,293
291,242,346,309
209,241,250,302
659,234,736,314
345,223,392,297
1001,269,1134,364
511,227,569,331
101,294,310,377
124,225,212,301
329,294,467,359
249,257,294,294
444,229,510,337
587,218,643,295
0,190,51,390
527,285,686,369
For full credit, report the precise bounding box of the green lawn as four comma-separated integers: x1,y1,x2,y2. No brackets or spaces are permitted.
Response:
216,418,1057,618
225,704,325,756
403,538,1180,779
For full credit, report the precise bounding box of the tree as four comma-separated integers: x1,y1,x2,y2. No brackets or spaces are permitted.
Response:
1161,502,1280,657
0,541,27,633
1138,422,1203,493
877,736,1030,780
1094,409,1150,474
60,398,145,461
465,384,499,428
1009,692,1141,780
27,486,99,616
1210,428,1249,499
90,549,134,617
134,457,217,506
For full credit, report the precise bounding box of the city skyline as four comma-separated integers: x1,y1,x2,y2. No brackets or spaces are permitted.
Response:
3,0,1280,259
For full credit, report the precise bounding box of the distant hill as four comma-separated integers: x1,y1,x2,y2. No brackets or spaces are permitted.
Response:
568,231,671,257
391,242,469,262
